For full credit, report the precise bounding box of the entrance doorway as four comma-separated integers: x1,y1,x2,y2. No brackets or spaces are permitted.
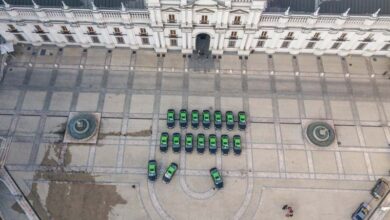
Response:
195,34,210,57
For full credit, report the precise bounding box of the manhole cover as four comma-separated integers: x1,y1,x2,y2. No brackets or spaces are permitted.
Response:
67,114,97,140
306,122,335,147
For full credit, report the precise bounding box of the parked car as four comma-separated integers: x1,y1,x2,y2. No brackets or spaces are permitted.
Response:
226,111,235,130
221,135,230,155
197,133,206,154
167,109,175,129
351,202,370,220
202,110,211,129
214,110,223,129
209,134,217,154
238,111,247,130
147,160,157,181
191,110,199,129
179,109,188,128
371,178,390,199
210,167,223,189
172,132,181,153
160,132,169,152
233,135,242,155
163,162,178,183
185,133,194,153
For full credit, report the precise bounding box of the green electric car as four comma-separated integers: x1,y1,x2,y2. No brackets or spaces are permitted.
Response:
210,167,223,189
185,133,194,153
238,111,247,130
148,160,157,181
202,110,211,129
197,133,206,154
209,134,217,154
214,110,222,129
167,109,175,129
172,132,181,153
163,162,178,183
221,134,230,155
160,132,169,152
179,109,188,128
233,135,242,155
191,110,199,129
226,111,235,130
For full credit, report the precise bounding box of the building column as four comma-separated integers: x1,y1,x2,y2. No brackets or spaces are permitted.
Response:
155,9,163,25
127,27,139,49
149,8,156,25
153,32,160,48
182,32,187,50
159,31,166,48
187,32,192,50
213,33,219,50
218,33,225,50
240,33,248,50
187,9,192,24
245,34,254,50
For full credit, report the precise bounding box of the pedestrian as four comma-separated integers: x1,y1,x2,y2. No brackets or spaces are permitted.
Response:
289,213,294,217
282,204,288,210
288,206,293,212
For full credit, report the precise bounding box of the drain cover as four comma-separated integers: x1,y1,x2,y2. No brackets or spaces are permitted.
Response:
306,122,335,147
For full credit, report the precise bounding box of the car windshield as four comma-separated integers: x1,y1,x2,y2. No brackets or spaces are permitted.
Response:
212,171,220,180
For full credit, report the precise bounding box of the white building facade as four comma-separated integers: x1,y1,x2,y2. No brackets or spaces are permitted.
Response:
0,0,390,57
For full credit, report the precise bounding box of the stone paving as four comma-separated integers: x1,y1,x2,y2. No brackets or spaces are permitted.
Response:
0,44,390,219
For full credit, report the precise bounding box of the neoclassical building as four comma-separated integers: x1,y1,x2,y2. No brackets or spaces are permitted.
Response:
0,0,389,57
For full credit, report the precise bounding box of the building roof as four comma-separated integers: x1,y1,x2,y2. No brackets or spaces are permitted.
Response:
266,0,390,15
0,0,146,9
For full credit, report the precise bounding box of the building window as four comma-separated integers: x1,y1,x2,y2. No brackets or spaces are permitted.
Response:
142,37,149,45
87,27,96,35
233,16,241,25
257,40,265,48
140,28,147,36
65,35,75,43
260,31,268,39
91,36,100,43
34,25,44,33
169,30,177,38
230,31,237,39
355,43,367,50
200,15,208,24
281,41,290,48
40,34,50,42
363,34,374,42
285,32,294,40
168,14,176,23
331,42,342,49
337,33,347,41
228,40,236,48
381,44,390,51
8,24,18,32
61,26,70,34
113,27,122,36
14,34,26,41
311,32,320,41
116,37,125,44
306,42,316,49
170,39,177,46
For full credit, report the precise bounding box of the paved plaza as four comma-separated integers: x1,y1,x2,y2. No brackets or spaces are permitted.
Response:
1,45,390,219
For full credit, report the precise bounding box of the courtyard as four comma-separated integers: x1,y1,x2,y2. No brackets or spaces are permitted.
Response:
0,45,390,219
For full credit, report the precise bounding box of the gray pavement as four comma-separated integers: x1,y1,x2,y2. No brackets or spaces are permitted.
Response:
0,45,390,219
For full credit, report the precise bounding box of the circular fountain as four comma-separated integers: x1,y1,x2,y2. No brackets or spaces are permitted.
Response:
67,114,98,140
306,122,335,147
